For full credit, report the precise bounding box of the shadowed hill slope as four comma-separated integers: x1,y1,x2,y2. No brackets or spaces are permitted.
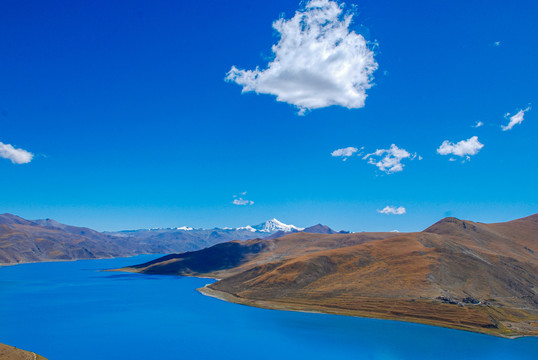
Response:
129,240,268,275
122,214,538,337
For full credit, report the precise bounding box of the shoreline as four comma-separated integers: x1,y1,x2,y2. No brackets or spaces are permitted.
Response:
0,253,164,268
196,284,533,339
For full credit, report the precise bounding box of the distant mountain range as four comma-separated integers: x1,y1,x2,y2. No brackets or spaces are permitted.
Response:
108,218,306,236
0,214,345,264
122,213,538,338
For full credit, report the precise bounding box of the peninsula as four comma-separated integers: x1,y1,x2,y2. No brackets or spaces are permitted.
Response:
120,214,538,338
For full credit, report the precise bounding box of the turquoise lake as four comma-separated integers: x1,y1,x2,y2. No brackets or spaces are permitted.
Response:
1,255,536,359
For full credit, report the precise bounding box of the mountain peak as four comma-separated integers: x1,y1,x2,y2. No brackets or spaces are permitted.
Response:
302,224,336,234
33,218,68,230
251,218,304,233
422,216,478,235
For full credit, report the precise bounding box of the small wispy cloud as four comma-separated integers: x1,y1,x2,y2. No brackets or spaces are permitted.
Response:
502,106,531,131
363,144,418,174
0,141,33,164
225,0,378,114
378,206,406,215
437,136,483,162
494,41,501,47
233,198,254,206
331,146,362,161
473,121,484,128
232,192,254,206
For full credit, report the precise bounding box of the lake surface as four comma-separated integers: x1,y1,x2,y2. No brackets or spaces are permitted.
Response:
1,255,537,360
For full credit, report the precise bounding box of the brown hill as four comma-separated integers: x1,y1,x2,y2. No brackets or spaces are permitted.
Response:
123,214,538,337
127,231,400,278
0,214,144,264
0,342,47,360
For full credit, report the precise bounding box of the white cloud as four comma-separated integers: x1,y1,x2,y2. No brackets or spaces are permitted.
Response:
378,206,406,215
232,198,254,206
331,146,361,161
232,192,254,206
331,147,358,157
502,106,530,131
494,41,501,47
437,136,483,161
473,121,483,128
233,198,254,206
363,144,417,174
0,141,33,164
225,0,378,114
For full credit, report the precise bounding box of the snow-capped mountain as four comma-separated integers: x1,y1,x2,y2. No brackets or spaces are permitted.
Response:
249,218,304,233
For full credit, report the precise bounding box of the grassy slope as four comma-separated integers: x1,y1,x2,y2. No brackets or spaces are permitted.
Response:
0,343,47,360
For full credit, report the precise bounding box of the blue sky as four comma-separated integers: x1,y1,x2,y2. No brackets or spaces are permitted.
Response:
0,0,536,232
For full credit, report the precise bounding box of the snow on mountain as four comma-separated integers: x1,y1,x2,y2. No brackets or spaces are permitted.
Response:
176,226,194,231
236,225,257,232
219,219,303,233
250,218,304,233
146,226,195,231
